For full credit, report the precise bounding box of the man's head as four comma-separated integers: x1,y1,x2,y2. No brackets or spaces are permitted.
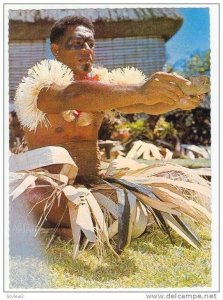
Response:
50,16,95,78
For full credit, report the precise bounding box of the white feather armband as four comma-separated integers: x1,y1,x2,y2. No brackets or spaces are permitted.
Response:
14,60,74,131
92,65,147,85
108,66,147,85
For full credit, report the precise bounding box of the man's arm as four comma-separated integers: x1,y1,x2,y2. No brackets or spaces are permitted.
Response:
37,72,189,114
117,95,202,115
117,103,178,115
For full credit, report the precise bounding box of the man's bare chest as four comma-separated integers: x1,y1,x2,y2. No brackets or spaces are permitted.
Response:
25,113,104,149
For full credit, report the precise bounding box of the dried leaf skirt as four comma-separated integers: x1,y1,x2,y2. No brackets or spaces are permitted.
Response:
9,150,211,259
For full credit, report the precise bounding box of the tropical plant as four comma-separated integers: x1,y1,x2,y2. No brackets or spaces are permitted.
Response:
153,117,177,140
111,118,154,142
167,49,210,77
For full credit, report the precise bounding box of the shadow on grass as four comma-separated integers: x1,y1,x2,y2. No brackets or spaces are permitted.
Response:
9,255,50,289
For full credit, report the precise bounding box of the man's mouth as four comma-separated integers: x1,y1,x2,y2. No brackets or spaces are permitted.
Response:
78,56,92,64
79,60,91,65
79,59,92,66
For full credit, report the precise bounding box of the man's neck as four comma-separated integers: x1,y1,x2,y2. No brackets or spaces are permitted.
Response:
74,73,89,80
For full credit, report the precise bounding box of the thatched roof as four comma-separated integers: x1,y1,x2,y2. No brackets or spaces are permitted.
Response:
9,8,182,23
9,8,183,40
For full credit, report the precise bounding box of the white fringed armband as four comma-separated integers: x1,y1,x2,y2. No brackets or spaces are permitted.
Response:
92,65,147,85
15,60,147,131
15,60,74,131
108,66,147,85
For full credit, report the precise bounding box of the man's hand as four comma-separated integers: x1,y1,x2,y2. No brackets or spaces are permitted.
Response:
140,72,191,106
177,94,205,110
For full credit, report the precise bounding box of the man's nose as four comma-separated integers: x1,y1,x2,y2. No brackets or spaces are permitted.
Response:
82,42,92,51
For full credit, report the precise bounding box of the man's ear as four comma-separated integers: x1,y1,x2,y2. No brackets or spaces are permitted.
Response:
51,43,59,58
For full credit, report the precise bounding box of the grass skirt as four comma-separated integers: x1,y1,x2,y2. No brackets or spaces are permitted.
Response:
9,148,211,259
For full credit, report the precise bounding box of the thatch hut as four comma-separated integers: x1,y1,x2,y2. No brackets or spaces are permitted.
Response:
9,8,183,105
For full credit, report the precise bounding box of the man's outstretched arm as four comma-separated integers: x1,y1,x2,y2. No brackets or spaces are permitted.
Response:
117,95,202,115
37,72,190,114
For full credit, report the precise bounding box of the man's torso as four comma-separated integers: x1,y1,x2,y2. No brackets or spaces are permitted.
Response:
24,112,105,182
25,112,104,149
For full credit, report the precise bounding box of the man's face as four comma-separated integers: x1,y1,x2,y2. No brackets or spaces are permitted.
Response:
52,25,95,78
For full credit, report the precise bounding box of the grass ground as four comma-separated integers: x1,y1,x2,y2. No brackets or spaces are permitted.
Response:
9,223,211,289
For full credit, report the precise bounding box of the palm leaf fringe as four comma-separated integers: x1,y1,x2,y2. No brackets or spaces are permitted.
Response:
10,159,211,259
103,158,211,249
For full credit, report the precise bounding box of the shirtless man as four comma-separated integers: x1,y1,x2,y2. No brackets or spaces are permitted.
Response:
22,16,199,179
14,16,203,230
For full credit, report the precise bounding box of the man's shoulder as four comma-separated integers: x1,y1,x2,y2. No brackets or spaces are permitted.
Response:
14,60,74,132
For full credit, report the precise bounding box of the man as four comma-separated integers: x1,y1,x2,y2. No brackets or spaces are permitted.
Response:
22,16,200,179
12,16,210,256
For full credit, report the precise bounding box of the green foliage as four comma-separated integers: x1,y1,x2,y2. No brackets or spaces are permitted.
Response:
114,118,153,141
109,116,180,149
170,49,210,77
162,49,211,146
184,50,210,76
154,117,178,140
166,108,211,145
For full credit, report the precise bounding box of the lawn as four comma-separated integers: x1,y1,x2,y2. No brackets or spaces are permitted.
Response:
9,223,211,289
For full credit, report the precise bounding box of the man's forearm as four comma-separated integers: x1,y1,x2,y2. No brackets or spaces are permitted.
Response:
63,81,143,112
38,81,144,114
117,103,178,115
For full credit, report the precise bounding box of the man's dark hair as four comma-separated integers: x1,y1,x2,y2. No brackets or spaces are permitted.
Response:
50,16,95,44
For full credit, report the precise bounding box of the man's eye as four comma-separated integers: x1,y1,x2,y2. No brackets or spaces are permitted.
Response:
71,41,82,47
67,40,82,48
66,39,95,49
88,42,95,49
